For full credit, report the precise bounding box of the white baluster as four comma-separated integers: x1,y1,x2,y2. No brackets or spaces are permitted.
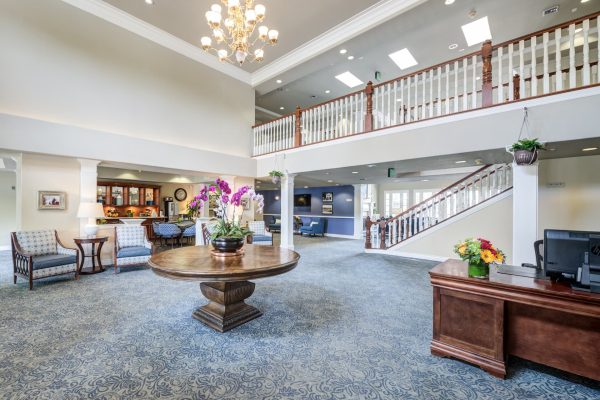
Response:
569,23,576,88
472,55,477,109
421,73,426,120
360,92,365,132
519,40,525,98
497,46,503,103
415,74,420,120
429,69,434,118
543,32,550,94
508,43,514,101
445,64,450,114
393,80,398,125
454,61,459,113
344,97,350,136
374,87,379,129
597,17,600,85
400,79,405,124
531,35,538,96
387,83,392,127
555,27,563,91
462,58,468,111
407,76,412,123
437,66,442,116
583,19,590,86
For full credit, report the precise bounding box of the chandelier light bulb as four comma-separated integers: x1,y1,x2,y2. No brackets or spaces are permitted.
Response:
255,4,266,20
200,36,212,50
227,0,240,10
205,11,221,28
258,25,269,40
268,29,279,44
213,28,224,42
254,49,264,61
225,18,234,29
210,4,222,14
245,10,257,25
218,49,228,61
235,49,248,65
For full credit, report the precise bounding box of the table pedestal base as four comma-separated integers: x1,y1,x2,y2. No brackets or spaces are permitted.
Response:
193,281,262,332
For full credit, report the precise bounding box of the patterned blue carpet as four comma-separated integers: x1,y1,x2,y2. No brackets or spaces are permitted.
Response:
0,237,599,399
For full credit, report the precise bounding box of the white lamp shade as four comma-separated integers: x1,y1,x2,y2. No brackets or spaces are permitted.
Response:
77,202,105,219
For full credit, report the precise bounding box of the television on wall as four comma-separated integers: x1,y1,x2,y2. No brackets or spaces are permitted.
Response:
294,194,311,207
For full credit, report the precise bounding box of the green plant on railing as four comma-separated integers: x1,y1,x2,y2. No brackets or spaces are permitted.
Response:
509,138,545,152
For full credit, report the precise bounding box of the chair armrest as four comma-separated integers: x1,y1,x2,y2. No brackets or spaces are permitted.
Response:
57,243,77,256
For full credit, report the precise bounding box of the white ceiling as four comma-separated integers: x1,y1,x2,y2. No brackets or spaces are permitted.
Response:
254,0,599,117
102,0,381,72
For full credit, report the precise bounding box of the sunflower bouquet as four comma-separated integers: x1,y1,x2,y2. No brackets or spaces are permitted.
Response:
454,238,504,278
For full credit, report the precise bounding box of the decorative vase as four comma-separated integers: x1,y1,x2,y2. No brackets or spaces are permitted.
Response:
468,262,490,279
271,176,281,184
212,237,245,253
514,149,537,165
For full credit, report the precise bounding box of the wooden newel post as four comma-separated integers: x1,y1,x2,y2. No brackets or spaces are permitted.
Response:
294,106,302,147
513,74,520,100
364,81,374,132
481,40,493,107
365,217,372,249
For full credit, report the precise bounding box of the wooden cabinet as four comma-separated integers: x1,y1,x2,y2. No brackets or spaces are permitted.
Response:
97,181,161,217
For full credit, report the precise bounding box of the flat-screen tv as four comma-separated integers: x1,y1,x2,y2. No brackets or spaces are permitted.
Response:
294,194,311,207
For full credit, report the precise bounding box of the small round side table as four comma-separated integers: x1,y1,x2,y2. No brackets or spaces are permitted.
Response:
74,236,109,275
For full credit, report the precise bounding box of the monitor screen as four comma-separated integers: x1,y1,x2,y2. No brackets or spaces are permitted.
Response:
544,230,591,276
294,194,311,207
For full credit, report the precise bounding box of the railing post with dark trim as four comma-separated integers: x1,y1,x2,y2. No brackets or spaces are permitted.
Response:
481,40,493,107
365,217,372,249
294,106,302,147
513,74,520,100
364,81,374,132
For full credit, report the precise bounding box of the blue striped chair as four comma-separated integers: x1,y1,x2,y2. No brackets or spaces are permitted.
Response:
247,221,273,246
157,223,181,248
113,225,153,274
181,224,196,245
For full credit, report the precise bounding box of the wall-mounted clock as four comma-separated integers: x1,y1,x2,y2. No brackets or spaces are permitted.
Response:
174,188,187,202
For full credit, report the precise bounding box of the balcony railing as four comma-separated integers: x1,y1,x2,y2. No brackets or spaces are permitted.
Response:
253,12,600,157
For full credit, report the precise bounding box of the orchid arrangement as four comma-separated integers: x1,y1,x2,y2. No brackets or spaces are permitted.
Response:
187,178,264,240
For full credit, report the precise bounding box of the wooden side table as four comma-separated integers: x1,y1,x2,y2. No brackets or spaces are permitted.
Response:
74,237,109,275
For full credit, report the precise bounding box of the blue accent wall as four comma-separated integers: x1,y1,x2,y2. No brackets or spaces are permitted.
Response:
258,185,355,236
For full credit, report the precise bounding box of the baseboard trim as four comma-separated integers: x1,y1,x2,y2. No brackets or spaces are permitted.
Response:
324,233,356,239
365,249,449,262
0,245,10,251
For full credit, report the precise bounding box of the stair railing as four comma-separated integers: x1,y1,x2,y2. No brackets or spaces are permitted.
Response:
365,163,513,250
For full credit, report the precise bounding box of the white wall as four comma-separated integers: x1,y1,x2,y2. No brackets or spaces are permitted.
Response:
539,155,600,236
0,0,254,158
0,171,17,248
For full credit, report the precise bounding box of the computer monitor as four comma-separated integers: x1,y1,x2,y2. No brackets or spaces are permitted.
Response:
544,229,599,279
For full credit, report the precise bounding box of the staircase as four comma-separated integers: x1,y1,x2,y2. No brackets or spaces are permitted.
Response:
365,164,513,250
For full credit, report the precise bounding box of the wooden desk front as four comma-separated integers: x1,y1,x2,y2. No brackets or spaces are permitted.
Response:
430,260,600,380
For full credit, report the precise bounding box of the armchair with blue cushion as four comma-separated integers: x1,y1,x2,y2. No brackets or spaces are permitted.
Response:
246,221,273,246
299,218,325,237
113,225,153,274
11,230,79,290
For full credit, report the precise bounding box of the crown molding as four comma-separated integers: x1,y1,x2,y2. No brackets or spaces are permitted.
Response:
255,106,282,118
249,0,427,87
60,0,252,85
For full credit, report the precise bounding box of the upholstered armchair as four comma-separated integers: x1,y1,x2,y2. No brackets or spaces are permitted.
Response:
299,218,325,237
11,230,79,290
113,225,153,274
246,221,273,246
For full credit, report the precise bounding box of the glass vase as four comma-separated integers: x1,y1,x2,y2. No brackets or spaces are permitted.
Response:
468,261,490,279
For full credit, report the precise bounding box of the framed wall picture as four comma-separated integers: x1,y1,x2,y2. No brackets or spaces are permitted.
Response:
322,204,333,215
322,192,333,203
38,191,66,210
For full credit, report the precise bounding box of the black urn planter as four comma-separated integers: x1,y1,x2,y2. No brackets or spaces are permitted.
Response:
212,237,245,253
514,149,538,165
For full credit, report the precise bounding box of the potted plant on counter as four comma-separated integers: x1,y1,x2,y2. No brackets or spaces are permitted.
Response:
188,178,264,255
509,138,545,165
454,238,505,279
269,170,283,184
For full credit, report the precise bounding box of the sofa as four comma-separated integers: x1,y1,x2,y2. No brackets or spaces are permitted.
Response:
299,218,325,237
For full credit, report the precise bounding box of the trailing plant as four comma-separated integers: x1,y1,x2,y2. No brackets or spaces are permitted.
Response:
509,138,545,152
268,170,284,177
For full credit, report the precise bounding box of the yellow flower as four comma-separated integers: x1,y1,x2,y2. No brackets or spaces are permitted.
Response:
495,253,504,263
480,249,495,264
458,244,467,255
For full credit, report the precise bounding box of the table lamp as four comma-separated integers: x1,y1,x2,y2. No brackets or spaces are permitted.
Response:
77,202,105,237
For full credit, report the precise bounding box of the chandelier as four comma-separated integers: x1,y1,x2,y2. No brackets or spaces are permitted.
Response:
200,1,279,65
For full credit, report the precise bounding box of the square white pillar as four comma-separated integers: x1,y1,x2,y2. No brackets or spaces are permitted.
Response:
280,174,296,249
78,159,101,236
512,163,538,266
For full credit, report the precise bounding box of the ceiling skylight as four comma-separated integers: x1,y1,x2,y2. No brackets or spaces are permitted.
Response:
388,48,418,70
335,71,363,88
461,16,492,47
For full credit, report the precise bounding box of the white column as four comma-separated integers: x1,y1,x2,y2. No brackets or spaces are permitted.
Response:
512,163,538,266
280,174,296,250
78,159,101,236
353,184,363,239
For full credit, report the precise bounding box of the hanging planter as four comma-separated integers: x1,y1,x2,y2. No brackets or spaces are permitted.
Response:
508,107,545,166
269,170,283,184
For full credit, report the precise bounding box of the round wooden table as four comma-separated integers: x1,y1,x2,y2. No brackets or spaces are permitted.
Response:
74,236,109,275
149,245,300,332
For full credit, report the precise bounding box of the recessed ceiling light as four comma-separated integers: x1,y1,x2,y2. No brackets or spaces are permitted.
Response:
327,180,333,183
476,76,481,80
580,0,589,3
461,16,492,47
145,0,154,4
339,49,347,54
335,71,364,88
455,160,467,164
388,48,418,70
368,164,376,168
448,43,458,50
572,7,578,12
304,186,309,189
325,90,331,94
582,147,598,152
548,148,556,151
351,171,359,174
422,179,430,182
275,195,280,200
347,56,354,60
276,79,282,84
445,0,455,4
280,106,285,110
396,99,402,102
336,184,340,186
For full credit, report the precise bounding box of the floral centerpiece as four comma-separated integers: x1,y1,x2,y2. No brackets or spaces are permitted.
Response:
454,238,504,278
188,178,264,254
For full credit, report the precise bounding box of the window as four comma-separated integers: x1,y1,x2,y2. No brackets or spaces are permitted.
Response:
413,189,437,204
384,190,409,216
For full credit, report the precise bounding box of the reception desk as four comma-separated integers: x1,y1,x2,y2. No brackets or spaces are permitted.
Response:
430,260,600,381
